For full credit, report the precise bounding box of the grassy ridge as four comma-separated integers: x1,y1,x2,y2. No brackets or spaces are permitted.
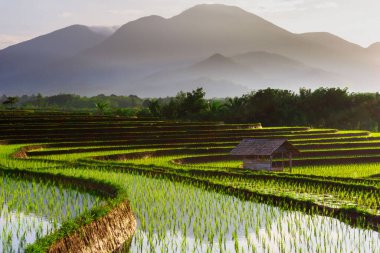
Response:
0,110,379,250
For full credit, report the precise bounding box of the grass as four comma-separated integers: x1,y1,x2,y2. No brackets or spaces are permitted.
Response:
0,111,380,251
0,172,102,252
6,165,380,253
293,164,380,178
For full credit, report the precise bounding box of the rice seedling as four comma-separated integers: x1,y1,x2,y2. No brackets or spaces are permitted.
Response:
0,174,102,252
1,111,380,252
25,167,380,253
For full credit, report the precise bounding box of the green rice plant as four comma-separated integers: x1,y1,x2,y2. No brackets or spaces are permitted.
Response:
0,174,102,252
28,167,380,253
1,112,380,252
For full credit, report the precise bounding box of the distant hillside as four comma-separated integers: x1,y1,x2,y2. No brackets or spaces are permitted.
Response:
0,4,379,97
129,51,342,97
0,25,109,76
368,42,380,61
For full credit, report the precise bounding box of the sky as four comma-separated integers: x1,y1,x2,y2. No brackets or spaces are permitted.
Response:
1,0,380,49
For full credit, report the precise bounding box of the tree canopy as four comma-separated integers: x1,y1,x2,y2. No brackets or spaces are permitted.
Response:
2,87,380,131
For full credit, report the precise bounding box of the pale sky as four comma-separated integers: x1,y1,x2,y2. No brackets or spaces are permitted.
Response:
1,0,380,49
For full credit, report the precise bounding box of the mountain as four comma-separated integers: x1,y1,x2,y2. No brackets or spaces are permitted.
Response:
129,51,341,97
299,32,365,53
189,53,251,76
128,53,252,97
0,4,379,96
88,26,119,36
87,4,292,63
232,51,342,87
0,25,111,93
368,42,380,61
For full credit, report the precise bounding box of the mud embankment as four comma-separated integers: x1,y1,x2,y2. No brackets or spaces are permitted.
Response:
47,201,136,253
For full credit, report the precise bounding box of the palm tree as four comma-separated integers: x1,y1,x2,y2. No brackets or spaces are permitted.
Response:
207,100,223,113
95,102,108,115
148,99,161,117
2,96,19,109
223,97,245,111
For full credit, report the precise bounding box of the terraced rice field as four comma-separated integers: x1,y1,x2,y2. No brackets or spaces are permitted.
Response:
0,110,379,252
0,173,101,252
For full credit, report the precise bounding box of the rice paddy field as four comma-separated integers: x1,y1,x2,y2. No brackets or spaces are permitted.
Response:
0,110,380,252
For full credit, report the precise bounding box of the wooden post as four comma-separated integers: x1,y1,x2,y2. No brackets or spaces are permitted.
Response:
281,152,284,170
270,155,273,171
289,152,293,173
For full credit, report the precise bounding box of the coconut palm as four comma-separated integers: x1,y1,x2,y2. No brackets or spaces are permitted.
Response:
2,96,19,109
94,102,108,115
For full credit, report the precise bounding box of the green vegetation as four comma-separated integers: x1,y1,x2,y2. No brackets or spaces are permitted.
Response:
0,110,379,252
3,87,380,131
2,96,19,109
0,173,101,252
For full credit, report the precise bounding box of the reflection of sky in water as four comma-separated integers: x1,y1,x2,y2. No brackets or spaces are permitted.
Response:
0,208,55,252
126,176,380,253
0,176,101,252
131,207,380,253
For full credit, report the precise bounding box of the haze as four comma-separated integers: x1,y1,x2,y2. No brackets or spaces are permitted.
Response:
1,0,380,49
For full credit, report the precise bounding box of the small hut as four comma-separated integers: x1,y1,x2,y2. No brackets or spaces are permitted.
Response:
230,139,299,172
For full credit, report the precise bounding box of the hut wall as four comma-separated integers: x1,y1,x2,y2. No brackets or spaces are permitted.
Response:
243,159,271,170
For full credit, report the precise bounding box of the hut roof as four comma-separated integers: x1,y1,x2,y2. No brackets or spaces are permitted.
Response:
230,139,299,156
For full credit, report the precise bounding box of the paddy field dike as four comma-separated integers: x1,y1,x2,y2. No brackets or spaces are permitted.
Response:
0,110,379,252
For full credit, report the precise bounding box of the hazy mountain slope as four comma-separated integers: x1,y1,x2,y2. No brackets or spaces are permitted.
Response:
131,51,342,97
368,42,380,61
86,4,364,72
95,4,371,68
49,5,379,93
3,4,299,94
88,26,119,36
189,54,252,77
232,51,341,84
299,32,365,53
298,32,380,85
0,4,379,96
0,25,111,94
131,76,250,98
125,53,252,97
89,4,292,62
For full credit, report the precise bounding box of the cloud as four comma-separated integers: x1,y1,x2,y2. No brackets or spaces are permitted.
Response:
0,34,32,49
107,9,144,16
59,12,73,18
89,26,119,36
256,0,339,13
314,2,339,9
256,0,308,13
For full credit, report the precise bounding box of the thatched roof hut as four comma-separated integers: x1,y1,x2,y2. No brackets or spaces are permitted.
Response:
230,139,299,171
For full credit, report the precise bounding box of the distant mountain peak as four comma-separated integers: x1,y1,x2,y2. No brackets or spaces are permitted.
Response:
181,3,248,13
121,15,165,27
194,53,236,67
188,53,251,78
89,26,119,36
137,14,165,22
0,24,110,82
368,42,380,49
0,4,378,96
206,53,230,61
111,15,166,39
367,42,380,58
175,4,263,20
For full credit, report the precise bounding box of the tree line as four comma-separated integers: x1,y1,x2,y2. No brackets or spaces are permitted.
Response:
0,93,144,116
2,87,380,131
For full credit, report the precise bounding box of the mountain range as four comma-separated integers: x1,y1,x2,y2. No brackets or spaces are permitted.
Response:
0,4,379,97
